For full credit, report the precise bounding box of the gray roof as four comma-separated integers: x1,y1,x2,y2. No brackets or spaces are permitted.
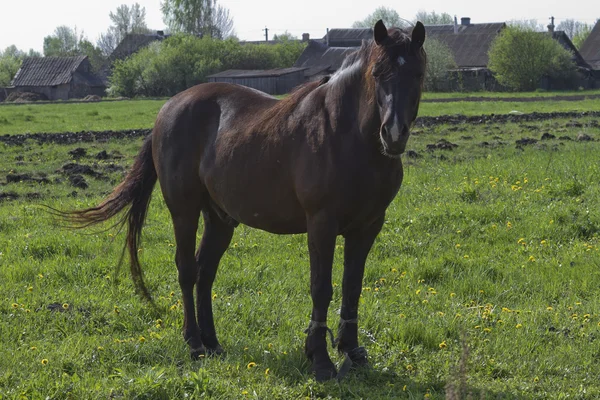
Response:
207,67,307,79
580,21,600,70
293,40,358,76
11,56,104,87
426,23,506,68
324,28,372,47
549,31,590,69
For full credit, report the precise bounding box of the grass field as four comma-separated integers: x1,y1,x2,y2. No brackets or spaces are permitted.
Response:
0,99,600,398
2,94,600,135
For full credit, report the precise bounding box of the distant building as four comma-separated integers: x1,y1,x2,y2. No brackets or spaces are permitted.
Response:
580,20,600,76
206,67,307,95
10,56,106,100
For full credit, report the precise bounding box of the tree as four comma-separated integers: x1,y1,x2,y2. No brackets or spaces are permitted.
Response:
572,24,593,50
352,6,409,29
423,38,456,91
0,46,40,87
488,26,577,91
272,31,297,41
507,19,544,31
556,19,588,39
161,0,235,39
414,10,453,25
97,3,150,57
43,26,84,56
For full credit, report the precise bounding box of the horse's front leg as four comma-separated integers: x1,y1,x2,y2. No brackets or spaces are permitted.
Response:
337,216,385,366
305,211,338,381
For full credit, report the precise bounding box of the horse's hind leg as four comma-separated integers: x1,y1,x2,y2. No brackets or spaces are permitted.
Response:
171,205,205,359
195,207,234,355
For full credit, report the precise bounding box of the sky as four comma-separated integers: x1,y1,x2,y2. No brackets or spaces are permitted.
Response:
1,0,598,53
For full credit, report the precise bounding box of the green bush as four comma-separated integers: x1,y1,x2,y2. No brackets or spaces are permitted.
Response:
108,35,306,97
488,26,577,91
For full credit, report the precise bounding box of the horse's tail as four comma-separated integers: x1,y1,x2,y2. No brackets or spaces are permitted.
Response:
59,135,157,301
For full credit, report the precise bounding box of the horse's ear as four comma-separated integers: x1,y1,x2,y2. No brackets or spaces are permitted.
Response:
374,20,388,45
411,21,426,50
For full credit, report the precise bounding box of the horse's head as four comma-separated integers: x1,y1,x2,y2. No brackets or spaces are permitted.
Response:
370,20,426,157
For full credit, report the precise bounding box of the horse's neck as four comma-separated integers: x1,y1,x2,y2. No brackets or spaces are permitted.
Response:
325,65,380,140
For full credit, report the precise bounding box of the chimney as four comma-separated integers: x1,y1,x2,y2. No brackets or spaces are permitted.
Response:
547,16,555,33
302,33,310,41
454,16,458,34
461,17,471,26
326,28,329,46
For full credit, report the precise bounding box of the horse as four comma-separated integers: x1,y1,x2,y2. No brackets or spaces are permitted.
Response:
62,20,426,381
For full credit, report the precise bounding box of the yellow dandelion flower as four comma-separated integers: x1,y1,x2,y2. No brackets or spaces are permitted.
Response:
391,268,398,273
528,256,535,262
27,286,33,292
265,368,270,376
455,243,461,248
540,240,547,245
534,376,539,382
415,289,421,295
484,328,492,333
439,341,447,349
403,385,407,391
41,359,48,365
139,336,146,342
450,292,456,297
11,303,18,309
247,362,256,369
506,222,512,229
212,293,217,300
502,307,511,313
422,299,428,304
62,303,69,310
399,313,406,318
30,346,37,351
241,390,248,395
406,364,413,371
438,312,445,317
474,325,481,329
546,306,553,311
114,306,120,314
463,255,469,259
38,274,44,279
516,324,523,329
97,346,104,351
584,314,591,319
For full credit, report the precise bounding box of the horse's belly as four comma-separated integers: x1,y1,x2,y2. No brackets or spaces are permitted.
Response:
206,176,307,234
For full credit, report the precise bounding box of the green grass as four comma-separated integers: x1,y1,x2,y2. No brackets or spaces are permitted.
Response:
0,100,164,134
1,104,600,398
2,94,600,135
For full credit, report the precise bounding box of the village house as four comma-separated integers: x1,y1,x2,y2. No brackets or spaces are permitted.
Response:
10,56,106,100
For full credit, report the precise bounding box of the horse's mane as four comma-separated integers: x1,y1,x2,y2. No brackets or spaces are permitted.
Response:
250,76,329,135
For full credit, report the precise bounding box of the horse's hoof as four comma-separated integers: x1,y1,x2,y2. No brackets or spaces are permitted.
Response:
190,345,206,360
312,363,337,382
206,344,226,358
347,346,368,368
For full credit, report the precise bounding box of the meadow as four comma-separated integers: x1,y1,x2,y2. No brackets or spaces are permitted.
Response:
2,94,600,135
0,97,599,399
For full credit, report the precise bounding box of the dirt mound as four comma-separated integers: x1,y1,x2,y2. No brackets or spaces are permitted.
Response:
0,129,151,146
5,91,49,103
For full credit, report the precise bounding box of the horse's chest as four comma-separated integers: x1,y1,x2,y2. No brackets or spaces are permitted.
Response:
338,163,403,223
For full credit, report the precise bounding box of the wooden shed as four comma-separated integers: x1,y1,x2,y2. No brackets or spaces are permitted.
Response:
206,67,307,95
10,56,106,100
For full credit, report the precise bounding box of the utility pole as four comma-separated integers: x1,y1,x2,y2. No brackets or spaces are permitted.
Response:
263,27,269,42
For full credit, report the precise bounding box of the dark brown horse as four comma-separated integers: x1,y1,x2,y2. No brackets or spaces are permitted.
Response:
64,20,426,381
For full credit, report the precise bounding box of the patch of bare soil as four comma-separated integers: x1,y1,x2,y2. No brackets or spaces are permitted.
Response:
423,94,600,103
415,111,600,128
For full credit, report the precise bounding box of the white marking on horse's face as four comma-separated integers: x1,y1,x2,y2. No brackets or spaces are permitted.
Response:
389,114,401,142
397,56,406,66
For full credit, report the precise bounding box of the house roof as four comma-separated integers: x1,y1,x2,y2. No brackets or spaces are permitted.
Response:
426,23,506,68
207,67,307,79
580,21,600,70
293,40,358,76
549,31,591,69
110,32,168,61
11,56,102,87
323,28,372,47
